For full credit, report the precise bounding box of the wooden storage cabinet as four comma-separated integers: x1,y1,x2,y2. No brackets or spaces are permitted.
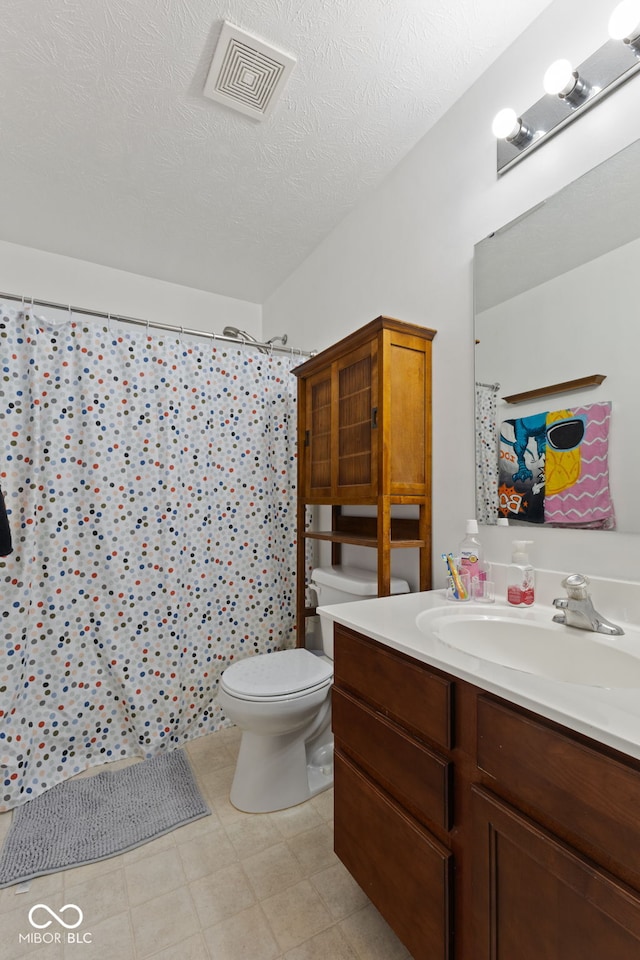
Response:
332,625,454,960
294,316,436,644
333,624,640,959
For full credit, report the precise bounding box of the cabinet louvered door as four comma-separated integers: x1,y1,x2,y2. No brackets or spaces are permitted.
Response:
335,339,378,499
304,368,333,499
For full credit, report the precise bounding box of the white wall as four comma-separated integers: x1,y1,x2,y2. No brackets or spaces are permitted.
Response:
263,0,640,586
0,239,261,338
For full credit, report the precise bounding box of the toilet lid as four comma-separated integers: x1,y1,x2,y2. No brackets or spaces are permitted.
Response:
220,649,332,699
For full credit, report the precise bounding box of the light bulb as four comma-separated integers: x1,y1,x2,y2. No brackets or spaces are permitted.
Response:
543,59,577,97
608,0,640,41
491,108,533,148
491,108,520,140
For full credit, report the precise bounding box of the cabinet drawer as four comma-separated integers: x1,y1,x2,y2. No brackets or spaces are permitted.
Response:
333,687,452,830
334,625,453,750
335,749,452,960
477,695,640,884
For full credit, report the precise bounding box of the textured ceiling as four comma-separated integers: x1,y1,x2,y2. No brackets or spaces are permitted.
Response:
0,0,552,304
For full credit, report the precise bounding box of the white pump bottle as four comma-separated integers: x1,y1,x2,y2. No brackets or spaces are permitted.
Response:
506,540,535,606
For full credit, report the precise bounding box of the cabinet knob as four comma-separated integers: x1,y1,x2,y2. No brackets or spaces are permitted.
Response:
371,407,378,429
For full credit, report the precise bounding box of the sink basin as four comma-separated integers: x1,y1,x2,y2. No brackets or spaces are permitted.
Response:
415,606,640,688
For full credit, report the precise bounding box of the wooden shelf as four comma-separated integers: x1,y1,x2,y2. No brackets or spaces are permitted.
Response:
303,513,425,548
304,530,427,549
502,374,606,405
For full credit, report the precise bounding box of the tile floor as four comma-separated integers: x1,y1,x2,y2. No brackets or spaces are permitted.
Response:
0,726,413,960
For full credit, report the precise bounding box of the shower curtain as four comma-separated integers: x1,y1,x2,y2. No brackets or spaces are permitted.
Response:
0,305,298,811
475,382,499,524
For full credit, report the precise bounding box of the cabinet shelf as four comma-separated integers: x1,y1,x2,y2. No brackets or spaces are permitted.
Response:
304,514,427,549
304,531,427,549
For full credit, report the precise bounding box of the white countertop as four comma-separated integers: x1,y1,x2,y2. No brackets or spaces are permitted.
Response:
318,587,640,762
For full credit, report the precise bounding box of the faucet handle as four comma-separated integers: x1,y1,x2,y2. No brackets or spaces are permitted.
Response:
561,573,590,600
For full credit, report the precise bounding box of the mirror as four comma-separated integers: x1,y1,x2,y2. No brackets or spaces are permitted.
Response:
474,136,640,534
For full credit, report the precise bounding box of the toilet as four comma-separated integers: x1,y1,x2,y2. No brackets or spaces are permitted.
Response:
218,565,410,813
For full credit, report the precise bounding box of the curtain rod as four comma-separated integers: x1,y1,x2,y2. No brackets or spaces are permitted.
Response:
0,290,313,358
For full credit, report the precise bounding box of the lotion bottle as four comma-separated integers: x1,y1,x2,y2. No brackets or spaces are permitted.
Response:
507,540,535,606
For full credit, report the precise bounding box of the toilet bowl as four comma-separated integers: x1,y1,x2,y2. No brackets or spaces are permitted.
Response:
218,565,409,813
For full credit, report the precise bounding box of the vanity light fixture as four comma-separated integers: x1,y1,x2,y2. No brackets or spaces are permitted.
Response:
494,2,640,175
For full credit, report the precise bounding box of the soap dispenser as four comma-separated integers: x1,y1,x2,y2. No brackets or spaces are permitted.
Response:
507,540,535,606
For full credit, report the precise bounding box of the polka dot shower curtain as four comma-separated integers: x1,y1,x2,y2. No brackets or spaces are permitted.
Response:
475,381,500,524
0,305,298,810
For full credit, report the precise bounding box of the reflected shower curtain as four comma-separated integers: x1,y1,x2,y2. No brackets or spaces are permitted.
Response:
475,382,499,524
0,306,297,810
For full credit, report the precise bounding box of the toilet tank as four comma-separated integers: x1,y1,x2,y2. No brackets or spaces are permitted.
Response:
311,565,410,658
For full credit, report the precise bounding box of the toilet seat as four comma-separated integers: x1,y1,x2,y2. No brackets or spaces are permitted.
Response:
220,648,333,703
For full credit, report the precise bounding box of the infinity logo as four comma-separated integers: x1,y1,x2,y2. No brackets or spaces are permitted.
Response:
28,904,84,930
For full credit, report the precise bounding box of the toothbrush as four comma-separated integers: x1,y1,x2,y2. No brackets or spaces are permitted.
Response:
442,552,468,600
441,553,459,597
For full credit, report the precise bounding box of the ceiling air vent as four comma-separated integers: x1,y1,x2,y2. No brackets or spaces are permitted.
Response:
203,22,296,121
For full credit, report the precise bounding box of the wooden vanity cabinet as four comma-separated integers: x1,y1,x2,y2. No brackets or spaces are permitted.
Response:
332,624,640,960
332,624,455,960
293,317,436,644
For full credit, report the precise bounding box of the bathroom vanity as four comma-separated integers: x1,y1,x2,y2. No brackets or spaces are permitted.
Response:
325,587,640,960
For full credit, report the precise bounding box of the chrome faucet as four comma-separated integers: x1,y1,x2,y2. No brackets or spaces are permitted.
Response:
552,574,624,636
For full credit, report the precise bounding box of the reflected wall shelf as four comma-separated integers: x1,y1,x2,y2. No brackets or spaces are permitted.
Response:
502,374,606,405
293,316,436,646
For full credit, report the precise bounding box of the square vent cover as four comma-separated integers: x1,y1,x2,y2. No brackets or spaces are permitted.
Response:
204,22,296,121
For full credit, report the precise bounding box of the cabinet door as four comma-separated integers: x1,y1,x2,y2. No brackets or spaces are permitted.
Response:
335,750,452,960
303,367,333,499
382,327,431,496
335,339,378,499
472,786,640,960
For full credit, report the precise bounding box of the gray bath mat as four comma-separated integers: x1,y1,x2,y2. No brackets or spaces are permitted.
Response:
0,748,210,888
